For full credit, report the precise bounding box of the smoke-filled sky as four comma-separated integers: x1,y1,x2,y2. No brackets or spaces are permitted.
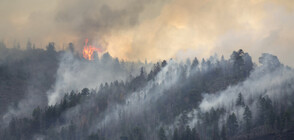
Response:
1,0,294,66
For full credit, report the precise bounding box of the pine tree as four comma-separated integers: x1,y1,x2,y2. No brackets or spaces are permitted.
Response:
191,57,199,69
236,93,245,107
227,113,238,136
257,95,274,127
243,106,252,133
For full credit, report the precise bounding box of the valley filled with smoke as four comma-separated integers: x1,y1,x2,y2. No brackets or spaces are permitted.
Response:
0,41,294,140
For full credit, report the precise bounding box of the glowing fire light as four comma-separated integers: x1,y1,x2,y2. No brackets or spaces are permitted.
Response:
82,39,101,60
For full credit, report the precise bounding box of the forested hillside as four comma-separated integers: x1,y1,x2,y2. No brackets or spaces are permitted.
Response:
0,43,294,140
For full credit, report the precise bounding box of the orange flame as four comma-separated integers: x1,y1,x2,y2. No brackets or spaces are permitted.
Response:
82,39,101,60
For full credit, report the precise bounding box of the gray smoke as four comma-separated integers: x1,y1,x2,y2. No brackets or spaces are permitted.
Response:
55,0,169,43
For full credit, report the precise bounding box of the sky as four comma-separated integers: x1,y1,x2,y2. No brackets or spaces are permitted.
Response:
0,0,294,66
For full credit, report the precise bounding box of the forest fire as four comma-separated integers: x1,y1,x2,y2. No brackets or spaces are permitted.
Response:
82,39,101,60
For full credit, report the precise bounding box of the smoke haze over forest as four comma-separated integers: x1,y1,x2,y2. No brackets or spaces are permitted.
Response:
1,0,294,66
1,0,294,140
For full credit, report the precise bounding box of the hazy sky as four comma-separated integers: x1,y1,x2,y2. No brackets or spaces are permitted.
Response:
1,0,294,66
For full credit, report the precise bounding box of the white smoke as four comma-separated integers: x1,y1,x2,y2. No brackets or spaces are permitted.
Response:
91,60,182,131
47,52,148,105
187,53,294,126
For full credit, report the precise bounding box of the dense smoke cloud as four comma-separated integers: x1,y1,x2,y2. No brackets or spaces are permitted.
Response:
55,0,169,42
1,0,294,66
